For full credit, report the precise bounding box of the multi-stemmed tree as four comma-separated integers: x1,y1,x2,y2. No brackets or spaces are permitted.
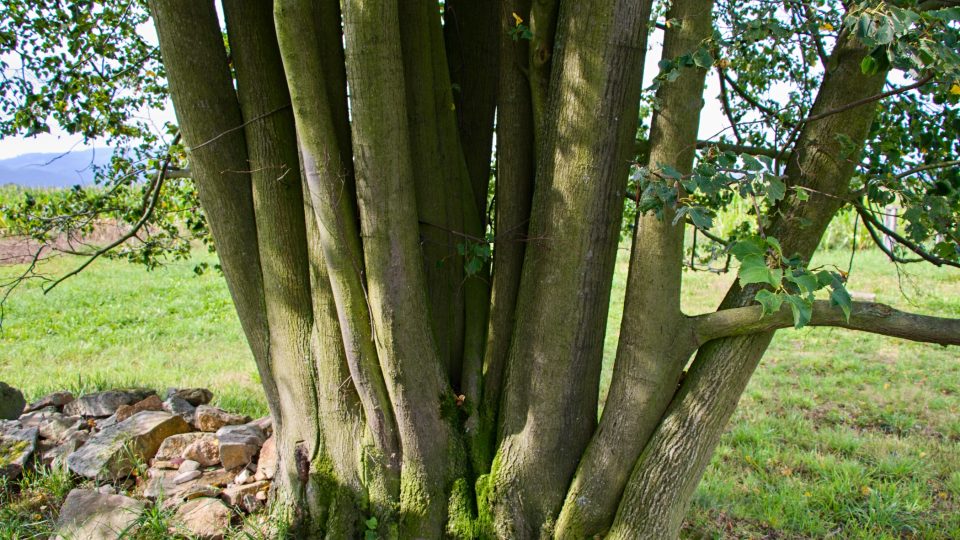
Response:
2,0,959,537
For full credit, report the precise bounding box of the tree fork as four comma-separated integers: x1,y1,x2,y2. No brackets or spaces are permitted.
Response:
555,0,710,535
607,31,891,539
274,0,402,524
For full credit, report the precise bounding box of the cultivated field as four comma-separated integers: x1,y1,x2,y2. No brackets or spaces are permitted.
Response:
1,245,958,538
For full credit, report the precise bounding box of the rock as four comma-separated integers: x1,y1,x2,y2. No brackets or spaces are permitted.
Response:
155,432,205,461
0,382,26,420
97,485,117,495
18,407,59,427
166,388,213,407
66,411,190,481
172,497,233,540
180,484,222,503
248,416,272,438
179,459,201,473
114,395,164,422
41,430,88,466
23,391,74,413
38,414,84,442
241,493,263,513
194,405,249,432
54,488,144,540
0,424,38,479
182,434,221,467
256,435,277,480
143,468,235,501
150,459,181,470
64,389,156,418
174,470,202,484
217,425,264,470
234,467,252,485
221,480,270,508
162,396,197,424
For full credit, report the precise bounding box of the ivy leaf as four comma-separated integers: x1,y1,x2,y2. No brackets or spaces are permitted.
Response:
861,55,879,75
693,46,714,69
784,295,813,328
766,176,787,203
755,289,784,317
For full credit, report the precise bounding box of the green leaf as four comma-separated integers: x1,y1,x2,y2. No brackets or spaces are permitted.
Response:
788,272,819,295
765,236,782,256
793,186,810,201
366,516,378,530
755,289,784,317
741,154,764,171
766,176,786,203
830,285,853,321
739,255,779,288
659,164,682,179
861,55,879,75
730,238,765,261
784,295,813,328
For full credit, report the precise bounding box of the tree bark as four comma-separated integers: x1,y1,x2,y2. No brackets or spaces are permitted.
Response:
490,0,655,536
555,1,711,536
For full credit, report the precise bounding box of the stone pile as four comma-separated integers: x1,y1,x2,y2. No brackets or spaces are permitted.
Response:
0,382,276,540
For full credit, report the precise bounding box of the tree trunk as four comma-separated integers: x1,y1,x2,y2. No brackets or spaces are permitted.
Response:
146,1,957,537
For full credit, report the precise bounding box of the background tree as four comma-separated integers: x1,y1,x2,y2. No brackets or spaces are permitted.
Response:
1,0,959,538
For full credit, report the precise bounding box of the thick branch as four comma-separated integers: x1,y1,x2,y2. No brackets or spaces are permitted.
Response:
693,300,960,346
855,202,960,269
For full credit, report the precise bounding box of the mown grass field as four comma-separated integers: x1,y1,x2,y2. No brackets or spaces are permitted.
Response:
0,244,958,538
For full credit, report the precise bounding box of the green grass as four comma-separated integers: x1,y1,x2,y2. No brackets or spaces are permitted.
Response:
1,245,958,538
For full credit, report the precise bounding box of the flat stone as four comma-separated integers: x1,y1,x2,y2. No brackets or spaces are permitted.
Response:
182,434,221,467
67,411,190,481
166,388,213,407
54,488,144,540
194,405,249,433
221,480,270,507
23,391,74,414
234,467,252,485
0,424,38,479
174,470,202,484
155,432,205,461
179,459,200,473
0,382,26,420
114,395,164,422
143,468,235,501
64,389,156,418
172,497,232,540
19,407,59,427
256,435,277,480
150,459,181,470
162,396,197,424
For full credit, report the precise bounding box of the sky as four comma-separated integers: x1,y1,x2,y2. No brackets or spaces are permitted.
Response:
0,27,732,160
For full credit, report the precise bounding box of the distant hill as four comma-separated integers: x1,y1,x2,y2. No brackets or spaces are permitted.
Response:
0,148,113,188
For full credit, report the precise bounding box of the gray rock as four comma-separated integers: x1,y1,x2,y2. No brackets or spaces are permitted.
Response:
38,414,84,442
248,416,272,438
172,497,233,540
41,430,89,467
216,425,264,470
23,391,74,414
0,424,38,479
166,387,214,407
194,405,249,433
66,411,190,481
0,382,26,420
143,468,234,501
162,396,197,424
54,488,144,540
19,407,61,428
221,480,270,508
63,389,156,418
174,469,202,484
178,459,201,473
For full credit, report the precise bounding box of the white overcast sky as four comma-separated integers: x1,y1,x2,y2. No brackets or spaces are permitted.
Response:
0,27,731,160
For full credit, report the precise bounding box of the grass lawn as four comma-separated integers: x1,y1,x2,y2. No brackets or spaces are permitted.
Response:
1,247,958,538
